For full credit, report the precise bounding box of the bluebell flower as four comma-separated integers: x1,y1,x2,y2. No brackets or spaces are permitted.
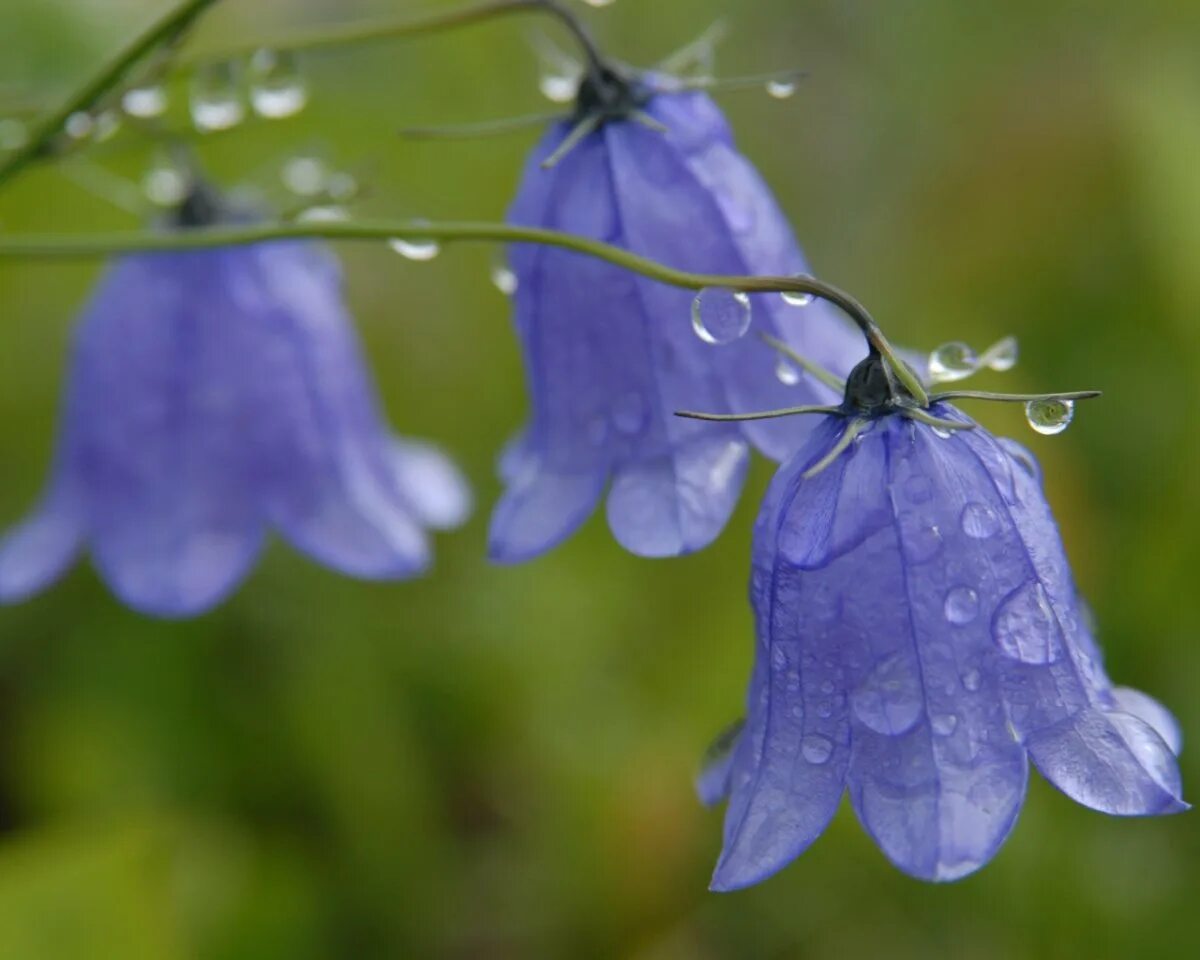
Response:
704,400,1185,887
0,192,470,618
491,67,863,562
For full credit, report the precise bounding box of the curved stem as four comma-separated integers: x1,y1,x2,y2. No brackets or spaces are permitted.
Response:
0,216,897,346
930,390,1101,403
181,0,608,79
0,0,223,192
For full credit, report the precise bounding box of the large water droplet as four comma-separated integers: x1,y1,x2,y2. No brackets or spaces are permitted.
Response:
248,49,308,119
944,586,980,625
928,341,979,383
189,63,245,132
142,151,189,207
981,335,1018,372
801,734,833,765
121,84,168,118
1025,398,1075,436
0,118,29,151
775,355,801,386
780,279,814,307
389,221,440,261
691,288,751,345
765,78,797,100
852,654,923,736
993,582,1058,664
539,69,579,104
281,156,328,197
960,502,1000,539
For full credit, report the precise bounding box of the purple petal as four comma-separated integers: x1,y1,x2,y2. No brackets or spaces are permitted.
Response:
488,469,606,564
606,434,748,557
388,438,472,531
1026,708,1187,816
1111,686,1183,755
0,483,83,602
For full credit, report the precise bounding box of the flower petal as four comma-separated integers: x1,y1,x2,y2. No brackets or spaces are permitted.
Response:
606,434,748,557
388,438,472,531
1110,686,1183,755
0,483,83,602
488,469,606,564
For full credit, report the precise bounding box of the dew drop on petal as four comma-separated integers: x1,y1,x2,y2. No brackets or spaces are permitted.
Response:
801,734,833,765
389,221,440,261
931,425,953,440
765,78,797,100
993,582,1058,664
1025,398,1075,436
932,714,959,736
852,654,922,736
944,586,980,625
928,341,979,383
960,502,1000,539
248,49,308,119
121,84,168,118
982,335,1019,372
189,63,245,132
775,355,801,386
962,668,982,692
692,288,751,345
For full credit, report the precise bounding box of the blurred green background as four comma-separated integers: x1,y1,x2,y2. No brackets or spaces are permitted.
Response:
1,1,1198,957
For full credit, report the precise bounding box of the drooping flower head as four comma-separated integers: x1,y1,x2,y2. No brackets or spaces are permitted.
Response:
0,184,470,617
492,54,864,562
701,353,1185,886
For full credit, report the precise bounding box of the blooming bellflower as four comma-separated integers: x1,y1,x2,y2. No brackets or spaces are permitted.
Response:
703,376,1185,886
492,65,863,562
0,188,470,618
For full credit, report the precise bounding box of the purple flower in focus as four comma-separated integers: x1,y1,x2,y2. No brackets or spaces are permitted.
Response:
492,70,863,562
705,405,1185,887
0,202,469,618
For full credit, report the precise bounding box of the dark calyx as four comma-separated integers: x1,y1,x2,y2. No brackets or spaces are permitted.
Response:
171,180,224,229
843,353,920,417
573,64,651,123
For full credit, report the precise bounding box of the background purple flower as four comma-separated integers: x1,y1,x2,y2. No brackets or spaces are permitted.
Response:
0,240,470,618
709,409,1185,888
492,84,864,563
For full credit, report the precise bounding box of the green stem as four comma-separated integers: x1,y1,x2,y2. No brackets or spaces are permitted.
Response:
930,390,1101,404
181,0,607,78
0,217,905,362
0,0,223,192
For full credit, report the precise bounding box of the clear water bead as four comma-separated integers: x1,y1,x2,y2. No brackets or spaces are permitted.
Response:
994,582,1058,664
765,78,797,100
801,734,833,765
248,49,308,119
1025,398,1075,436
282,156,328,197
944,586,980,625
539,70,579,104
775,355,801,386
121,84,168,118
64,112,93,140
928,341,979,383
780,285,814,308
142,152,189,207
490,262,518,296
981,335,1018,372
960,502,1000,539
190,63,244,132
852,654,922,736
691,288,751,345
389,223,441,262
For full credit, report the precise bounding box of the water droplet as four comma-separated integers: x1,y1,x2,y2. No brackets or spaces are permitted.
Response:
765,78,798,100
994,582,1059,664
248,49,308,119
0,118,29,151
296,205,349,223
64,111,93,140
613,391,647,435
932,714,959,736
931,425,953,440
801,734,833,765
389,221,440,261
928,341,979,383
121,84,168,118
982,335,1018,372
142,151,189,207
1025,398,1075,436
691,288,751,345
962,668,982,692
539,70,579,104
189,63,244,132
960,502,1000,539
852,654,922,736
490,261,518,296
780,280,814,307
944,586,980,625
582,0,616,6
281,156,328,197
775,355,801,386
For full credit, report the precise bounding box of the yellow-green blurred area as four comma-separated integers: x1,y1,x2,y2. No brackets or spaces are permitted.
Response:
1,0,1198,956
